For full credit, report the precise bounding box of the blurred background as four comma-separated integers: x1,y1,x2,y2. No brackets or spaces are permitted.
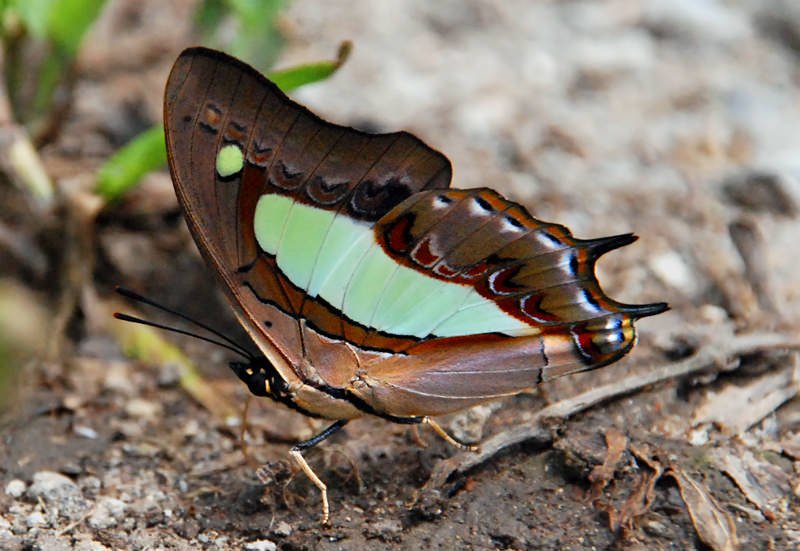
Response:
1,1,799,548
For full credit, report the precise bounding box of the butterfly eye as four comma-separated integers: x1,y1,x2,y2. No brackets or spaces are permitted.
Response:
216,144,244,178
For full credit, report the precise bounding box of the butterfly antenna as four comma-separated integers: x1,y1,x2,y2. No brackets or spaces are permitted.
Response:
114,286,254,360
113,312,252,360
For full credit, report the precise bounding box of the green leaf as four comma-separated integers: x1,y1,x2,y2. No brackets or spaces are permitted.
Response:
8,0,54,39
197,0,287,70
47,0,107,55
268,40,351,92
9,0,106,54
95,125,166,200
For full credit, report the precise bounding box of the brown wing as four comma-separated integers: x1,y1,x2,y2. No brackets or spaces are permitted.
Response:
343,188,667,416
164,47,452,368
362,188,666,342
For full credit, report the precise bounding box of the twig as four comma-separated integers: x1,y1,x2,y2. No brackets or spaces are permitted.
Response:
692,353,799,435
729,217,778,316
422,330,800,490
0,46,54,203
56,505,93,536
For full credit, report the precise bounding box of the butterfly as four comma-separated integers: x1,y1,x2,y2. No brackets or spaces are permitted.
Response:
161,47,667,524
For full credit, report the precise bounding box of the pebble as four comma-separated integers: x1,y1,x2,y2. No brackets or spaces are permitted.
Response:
27,471,89,521
73,425,99,439
5,479,26,498
124,398,163,419
0,517,10,531
642,0,752,44
79,475,103,495
25,511,47,528
0,534,21,551
649,251,695,293
272,520,293,538
103,362,135,395
29,534,65,551
364,518,403,540
448,404,498,444
244,540,277,551
74,539,111,551
88,497,127,529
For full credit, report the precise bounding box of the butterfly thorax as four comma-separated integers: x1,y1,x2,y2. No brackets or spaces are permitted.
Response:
229,352,369,420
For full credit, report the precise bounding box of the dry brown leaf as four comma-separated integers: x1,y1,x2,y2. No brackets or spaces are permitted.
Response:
693,355,800,436
779,432,800,460
610,445,664,532
589,427,628,500
665,465,739,551
710,447,791,521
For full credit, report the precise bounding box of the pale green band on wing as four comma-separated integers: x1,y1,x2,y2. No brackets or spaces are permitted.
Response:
253,193,538,339
308,211,369,298
216,144,244,177
276,200,335,290
254,193,293,253
342,244,402,325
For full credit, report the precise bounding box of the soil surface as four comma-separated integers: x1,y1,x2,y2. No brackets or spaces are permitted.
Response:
2,1,800,549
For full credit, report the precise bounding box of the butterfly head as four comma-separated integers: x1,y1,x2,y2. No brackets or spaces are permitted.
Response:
229,356,278,398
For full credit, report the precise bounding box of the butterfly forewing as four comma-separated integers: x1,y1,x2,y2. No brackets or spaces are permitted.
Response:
164,48,454,366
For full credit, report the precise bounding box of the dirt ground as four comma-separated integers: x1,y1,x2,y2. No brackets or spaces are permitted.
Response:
2,1,800,549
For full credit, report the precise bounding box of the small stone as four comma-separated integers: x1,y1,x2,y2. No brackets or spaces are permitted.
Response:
448,404,498,444
27,471,88,521
62,393,85,410
122,442,160,458
0,516,11,531
688,426,709,446
643,519,669,537
364,518,403,541
182,419,200,438
73,538,111,551
103,363,135,395
29,534,64,551
74,425,99,439
0,533,21,551
79,476,102,495
244,540,277,551
642,0,751,44
272,520,293,538
649,250,695,293
5,479,26,498
61,462,83,476
25,511,47,528
157,362,181,387
698,304,729,325
8,503,29,535
88,497,126,529
28,471,78,499
124,398,162,419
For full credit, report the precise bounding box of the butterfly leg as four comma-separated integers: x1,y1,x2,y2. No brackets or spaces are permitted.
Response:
288,419,349,525
423,417,480,452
